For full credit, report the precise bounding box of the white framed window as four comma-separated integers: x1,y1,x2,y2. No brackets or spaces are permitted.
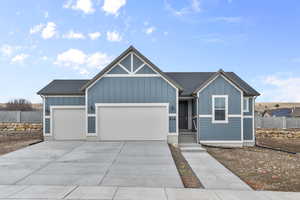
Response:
243,97,249,112
212,95,228,123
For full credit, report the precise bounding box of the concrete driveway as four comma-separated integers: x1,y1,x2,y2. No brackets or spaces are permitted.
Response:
0,141,183,188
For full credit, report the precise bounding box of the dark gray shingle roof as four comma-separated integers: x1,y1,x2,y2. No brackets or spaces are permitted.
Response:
37,72,259,96
37,80,89,95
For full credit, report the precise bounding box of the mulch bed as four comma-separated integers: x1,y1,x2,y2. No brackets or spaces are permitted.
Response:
256,137,300,153
206,145,300,192
169,144,203,188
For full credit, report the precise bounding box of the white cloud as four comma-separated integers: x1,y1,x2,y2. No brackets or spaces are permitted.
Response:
41,22,57,39
88,32,101,40
41,56,48,60
44,11,49,18
145,26,156,35
64,0,95,14
106,31,122,42
55,48,112,74
30,24,45,34
11,54,29,64
260,74,300,102
63,30,85,39
165,0,201,16
0,44,15,56
102,0,126,16
211,17,242,23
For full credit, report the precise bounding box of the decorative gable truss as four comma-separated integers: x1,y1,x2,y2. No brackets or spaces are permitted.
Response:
105,52,157,77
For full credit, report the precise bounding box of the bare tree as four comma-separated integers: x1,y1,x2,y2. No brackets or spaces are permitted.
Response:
5,99,33,111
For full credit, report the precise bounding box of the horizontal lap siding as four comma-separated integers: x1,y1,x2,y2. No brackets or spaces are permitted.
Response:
198,76,242,141
169,116,176,133
244,97,253,116
88,117,96,133
199,117,241,140
243,118,253,140
88,77,176,114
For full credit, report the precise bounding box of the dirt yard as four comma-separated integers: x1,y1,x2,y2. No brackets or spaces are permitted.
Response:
0,131,43,155
206,129,300,192
169,144,203,188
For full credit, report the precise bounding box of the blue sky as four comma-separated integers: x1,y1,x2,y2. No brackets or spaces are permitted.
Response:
1,0,300,103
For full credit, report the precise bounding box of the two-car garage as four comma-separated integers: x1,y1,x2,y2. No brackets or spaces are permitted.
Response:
51,104,169,141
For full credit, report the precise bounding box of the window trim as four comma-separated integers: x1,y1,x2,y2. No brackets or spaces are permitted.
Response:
212,95,228,124
243,97,249,112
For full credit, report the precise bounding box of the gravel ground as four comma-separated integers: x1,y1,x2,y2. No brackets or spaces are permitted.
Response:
206,144,300,192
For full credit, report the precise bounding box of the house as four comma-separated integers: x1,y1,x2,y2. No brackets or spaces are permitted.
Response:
291,107,300,118
263,108,292,118
37,46,260,147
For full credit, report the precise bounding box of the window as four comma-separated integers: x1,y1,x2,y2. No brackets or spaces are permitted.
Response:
243,97,249,112
212,95,228,123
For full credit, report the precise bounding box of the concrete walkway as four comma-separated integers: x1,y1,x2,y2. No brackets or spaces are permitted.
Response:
0,185,299,200
182,151,252,190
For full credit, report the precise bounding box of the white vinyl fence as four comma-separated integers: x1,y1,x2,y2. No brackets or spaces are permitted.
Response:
256,117,300,129
0,111,42,123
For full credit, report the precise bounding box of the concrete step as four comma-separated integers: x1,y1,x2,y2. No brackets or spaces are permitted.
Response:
179,144,206,152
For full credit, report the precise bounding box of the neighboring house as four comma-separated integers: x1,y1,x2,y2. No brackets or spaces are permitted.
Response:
263,108,292,118
37,46,260,147
291,107,300,118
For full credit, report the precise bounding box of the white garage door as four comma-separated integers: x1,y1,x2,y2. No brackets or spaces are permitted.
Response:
52,107,86,140
97,104,168,141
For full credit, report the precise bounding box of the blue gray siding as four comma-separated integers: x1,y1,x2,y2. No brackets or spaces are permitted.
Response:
108,65,128,74
45,97,85,116
45,118,50,133
133,54,143,71
199,117,241,140
198,75,242,141
120,55,131,71
88,77,177,114
88,117,96,133
198,76,241,115
243,118,253,140
136,65,156,74
244,97,253,116
169,116,176,133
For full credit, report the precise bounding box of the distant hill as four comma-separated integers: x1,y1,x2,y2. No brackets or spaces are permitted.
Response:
255,102,300,112
0,103,42,111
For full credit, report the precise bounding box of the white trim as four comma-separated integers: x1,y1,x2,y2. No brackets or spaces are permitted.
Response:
212,95,228,124
133,63,145,74
85,88,88,137
241,92,244,143
176,89,179,135
87,113,96,117
50,105,85,138
86,50,180,92
251,97,256,143
95,103,170,140
168,133,178,136
45,116,50,118
118,63,132,74
200,140,242,143
197,74,243,94
243,97,249,112
44,95,85,97
229,114,242,117
243,115,253,118
244,140,254,142
130,53,133,73
199,114,212,118
168,113,177,117
104,74,160,77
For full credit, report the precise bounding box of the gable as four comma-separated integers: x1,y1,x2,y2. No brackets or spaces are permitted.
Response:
82,46,183,91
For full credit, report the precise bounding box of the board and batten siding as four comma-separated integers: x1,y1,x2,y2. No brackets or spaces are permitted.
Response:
44,96,85,134
198,75,242,141
87,77,177,133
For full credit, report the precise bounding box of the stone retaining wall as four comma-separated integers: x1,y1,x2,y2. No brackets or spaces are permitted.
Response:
256,128,300,139
0,122,42,132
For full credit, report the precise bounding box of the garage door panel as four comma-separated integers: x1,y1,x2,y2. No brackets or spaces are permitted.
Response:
52,108,86,140
97,106,168,141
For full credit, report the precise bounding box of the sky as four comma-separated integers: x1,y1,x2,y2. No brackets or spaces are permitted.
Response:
1,0,300,103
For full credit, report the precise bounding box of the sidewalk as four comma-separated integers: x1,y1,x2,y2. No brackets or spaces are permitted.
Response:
182,151,252,190
0,185,299,200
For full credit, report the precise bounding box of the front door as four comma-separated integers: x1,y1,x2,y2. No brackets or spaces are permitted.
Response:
179,101,188,129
